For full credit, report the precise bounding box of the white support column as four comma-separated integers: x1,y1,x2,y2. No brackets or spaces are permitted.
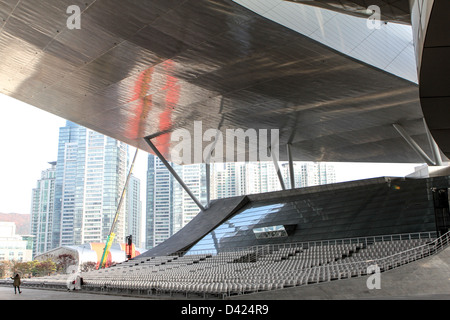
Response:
270,146,286,190
206,162,211,208
423,118,443,166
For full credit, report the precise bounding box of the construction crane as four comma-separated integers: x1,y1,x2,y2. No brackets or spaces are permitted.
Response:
98,148,139,269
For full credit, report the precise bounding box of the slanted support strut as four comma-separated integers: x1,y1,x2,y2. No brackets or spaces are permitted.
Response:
423,118,443,166
269,146,286,190
206,162,211,208
144,136,206,211
287,143,295,189
392,123,435,166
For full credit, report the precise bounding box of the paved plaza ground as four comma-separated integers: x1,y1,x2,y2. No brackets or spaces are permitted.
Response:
0,285,149,300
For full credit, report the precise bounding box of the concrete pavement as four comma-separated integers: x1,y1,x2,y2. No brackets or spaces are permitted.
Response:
0,286,150,300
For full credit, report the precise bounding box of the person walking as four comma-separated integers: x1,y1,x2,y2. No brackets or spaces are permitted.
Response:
10,274,22,294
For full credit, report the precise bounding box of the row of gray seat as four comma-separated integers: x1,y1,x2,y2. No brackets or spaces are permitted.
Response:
77,236,435,298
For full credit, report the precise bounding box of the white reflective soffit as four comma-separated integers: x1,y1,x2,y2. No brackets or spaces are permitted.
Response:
233,0,417,83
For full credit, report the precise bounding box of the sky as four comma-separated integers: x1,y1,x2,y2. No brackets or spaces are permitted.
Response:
0,93,149,214
0,93,422,215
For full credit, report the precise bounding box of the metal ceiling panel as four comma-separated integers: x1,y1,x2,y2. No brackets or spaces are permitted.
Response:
0,0,439,164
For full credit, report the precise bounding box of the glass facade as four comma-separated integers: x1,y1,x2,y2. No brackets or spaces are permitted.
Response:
187,202,287,253
126,174,142,247
146,155,207,249
174,163,207,230
146,155,174,249
53,121,127,248
31,162,56,257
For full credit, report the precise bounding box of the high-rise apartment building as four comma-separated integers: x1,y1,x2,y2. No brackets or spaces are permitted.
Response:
209,161,337,197
298,162,336,188
126,174,142,247
146,155,207,249
30,161,56,257
211,162,246,199
52,121,128,248
211,162,281,198
245,162,280,194
173,163,207,233
146,157,336,250
146,154,174,249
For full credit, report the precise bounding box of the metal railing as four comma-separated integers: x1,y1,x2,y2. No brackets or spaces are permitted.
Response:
265,230,450,285
173,231,438,262
368,230,450,271
69,230,450,298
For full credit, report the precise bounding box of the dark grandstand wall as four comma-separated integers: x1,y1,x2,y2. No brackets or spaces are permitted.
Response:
215,176,449,250
142,176,450,257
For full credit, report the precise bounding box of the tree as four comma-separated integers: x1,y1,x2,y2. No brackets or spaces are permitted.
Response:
33,259,56,277
0,260,11,278
12,261,34,278
56,254,76,273
80,261,97,272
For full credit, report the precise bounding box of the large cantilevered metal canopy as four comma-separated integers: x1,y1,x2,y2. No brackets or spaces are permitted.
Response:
0,0,444,165
285,0,412,24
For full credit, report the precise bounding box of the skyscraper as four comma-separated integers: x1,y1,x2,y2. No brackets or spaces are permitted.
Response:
146,155,207,249
173,163,207,233
146,157,336,250
53,121,128,248
211,162,246,199
245,162,280,195
30,161,56,257
210,161,336,198
126,174,142,247
298,162,336,188
146,154,174,249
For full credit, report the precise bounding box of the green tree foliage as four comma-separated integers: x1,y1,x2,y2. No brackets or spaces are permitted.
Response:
32,259,56,277
0,260,11,278
12,261,34,277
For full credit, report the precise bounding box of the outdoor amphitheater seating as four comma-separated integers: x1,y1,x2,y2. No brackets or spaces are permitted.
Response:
13,232,446,299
